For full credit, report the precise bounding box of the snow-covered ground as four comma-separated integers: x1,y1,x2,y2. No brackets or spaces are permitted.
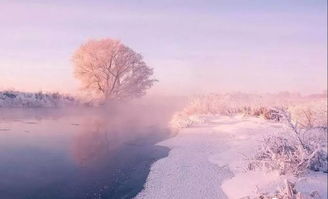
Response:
135,116,327,199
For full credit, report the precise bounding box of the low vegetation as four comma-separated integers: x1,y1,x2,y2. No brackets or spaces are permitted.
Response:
0,90,78,108
170,92,327,198
250,109,327,175
170,92,327,129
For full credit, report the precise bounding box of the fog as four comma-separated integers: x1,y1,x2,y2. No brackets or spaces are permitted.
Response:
0,95,189,199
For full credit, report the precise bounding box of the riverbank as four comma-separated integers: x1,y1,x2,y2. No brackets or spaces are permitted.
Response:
136,116,327,199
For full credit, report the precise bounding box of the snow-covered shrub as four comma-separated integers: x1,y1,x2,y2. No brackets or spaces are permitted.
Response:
170,113,194,129
250,109,327,176
250,134,327,176
170,112,208,129
289,99,327,129
0,90,79,108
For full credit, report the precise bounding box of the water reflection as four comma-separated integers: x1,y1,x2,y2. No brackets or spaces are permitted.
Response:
0,107,171,199
72,119,113,167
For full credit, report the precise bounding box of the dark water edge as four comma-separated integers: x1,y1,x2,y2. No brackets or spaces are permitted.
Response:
0,106,176,199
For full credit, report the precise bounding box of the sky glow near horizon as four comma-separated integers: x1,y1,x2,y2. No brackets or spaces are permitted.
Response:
0,0,327,96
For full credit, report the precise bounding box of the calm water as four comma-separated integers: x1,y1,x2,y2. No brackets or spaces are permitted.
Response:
0,106,173,199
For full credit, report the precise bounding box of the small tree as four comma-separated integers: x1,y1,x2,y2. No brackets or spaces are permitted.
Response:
73,38,156,100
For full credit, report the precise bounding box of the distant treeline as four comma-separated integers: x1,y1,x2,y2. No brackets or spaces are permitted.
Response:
0,90,79,108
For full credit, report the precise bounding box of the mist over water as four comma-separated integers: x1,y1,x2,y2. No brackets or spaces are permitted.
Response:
0,97,184,199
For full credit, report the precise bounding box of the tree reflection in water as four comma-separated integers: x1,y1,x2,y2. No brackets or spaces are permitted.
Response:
70,116,170,199
0,99,179,199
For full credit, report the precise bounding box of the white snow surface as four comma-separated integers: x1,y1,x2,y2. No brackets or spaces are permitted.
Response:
135,116,327,199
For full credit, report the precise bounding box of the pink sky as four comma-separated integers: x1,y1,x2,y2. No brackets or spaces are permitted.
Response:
0,0,327,95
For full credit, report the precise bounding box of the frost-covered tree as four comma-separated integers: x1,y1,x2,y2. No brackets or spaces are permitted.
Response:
72,38,156,100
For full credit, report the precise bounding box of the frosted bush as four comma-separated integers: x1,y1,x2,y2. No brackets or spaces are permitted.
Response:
170,113,194,129
250,133,327,176
170,112,207,129
250,109,327,176
289,99,327,129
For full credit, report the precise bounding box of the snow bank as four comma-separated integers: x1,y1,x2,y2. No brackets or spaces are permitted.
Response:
296,173,327,197
135,124,234,199
221,170,285,199
222,171,327,199
163,92,327,198
137,116,327,199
